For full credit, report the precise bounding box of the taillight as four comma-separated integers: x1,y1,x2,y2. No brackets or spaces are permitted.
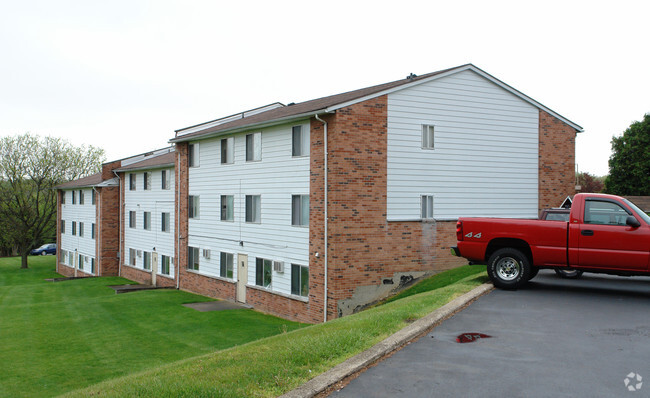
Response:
456,220,463,241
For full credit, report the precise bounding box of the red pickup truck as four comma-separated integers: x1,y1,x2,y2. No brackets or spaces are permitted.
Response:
452,193,650,289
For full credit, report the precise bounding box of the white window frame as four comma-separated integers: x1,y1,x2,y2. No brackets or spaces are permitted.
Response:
221,137,234,164
221,195,234,221
79,222,84,237
189,195,200,219
188,246,199,271
292,125,309,157
422,124,435,149
161,212,170,232
79,190,84,205
220,252,234,279
144,172,152,190
129,211,136,228
421,195,434,219
245,195,261,223
143,251,151,270
161,255,171,275
291,263,309,297
161,170,170,190
129,174,136,191
129,248,136,266
291,194,309,226
245,132,262,162
143,211,151,230
189,143,200,167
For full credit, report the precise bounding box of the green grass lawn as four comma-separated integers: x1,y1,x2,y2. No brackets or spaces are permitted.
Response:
65,265,489,398
0,256,305,397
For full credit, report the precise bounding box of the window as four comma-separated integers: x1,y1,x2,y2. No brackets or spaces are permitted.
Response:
129,211,136,228
72,221,77,236
189,195,200,219
422,124,435,149
161,212,170,232
91,258,96,274
60,220,65,234
79,222,84,237
68,252,73,266
220,252,234,279
71,191,76,205
255,258,272,288
144,212,151,230
129,248,136,266
91,223,96,239
291,264,309,297
79,190,84,205
161,255,171,275
143,251,151,270
144,172,151,190
129,174,136,191
421,195,434,219
162,170,170,190
292,195,309,226
78,254,83,269
221,137,234,164
60,250,66,264
245,195,261,223
188,246,199,271
245,132,261,161
585,200,631,226
91,190,96,205
189,143,199,167
292,125,309,157
221,195,234,221
60,191,66,204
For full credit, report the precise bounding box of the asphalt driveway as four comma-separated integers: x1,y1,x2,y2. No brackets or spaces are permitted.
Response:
331,270,650,397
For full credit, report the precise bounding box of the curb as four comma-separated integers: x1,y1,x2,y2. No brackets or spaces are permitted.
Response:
279,283,494,398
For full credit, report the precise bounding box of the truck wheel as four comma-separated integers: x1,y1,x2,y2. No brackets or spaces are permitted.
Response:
554,269,583,279
487,248,531,289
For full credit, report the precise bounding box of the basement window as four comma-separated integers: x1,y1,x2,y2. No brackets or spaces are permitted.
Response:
421,195,434,219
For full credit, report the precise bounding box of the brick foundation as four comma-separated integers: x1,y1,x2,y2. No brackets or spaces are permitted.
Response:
121,265,176,287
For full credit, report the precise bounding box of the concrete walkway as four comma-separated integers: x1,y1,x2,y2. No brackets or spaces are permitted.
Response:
280,283,494,398
108,284,174,294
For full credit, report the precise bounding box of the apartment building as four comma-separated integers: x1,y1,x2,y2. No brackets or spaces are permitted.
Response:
57,64,581,323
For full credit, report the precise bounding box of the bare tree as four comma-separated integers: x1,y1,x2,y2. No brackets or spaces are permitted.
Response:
0,133,105,268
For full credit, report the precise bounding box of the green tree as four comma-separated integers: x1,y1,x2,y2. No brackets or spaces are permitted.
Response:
605,114,650,195
0,133,105,268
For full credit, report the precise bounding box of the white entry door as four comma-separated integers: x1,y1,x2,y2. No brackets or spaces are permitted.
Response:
152,252,158,286
237,254,248,303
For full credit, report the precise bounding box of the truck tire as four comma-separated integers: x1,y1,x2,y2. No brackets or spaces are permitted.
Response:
554,268,583,279
527,267,540,281
487,248,531,289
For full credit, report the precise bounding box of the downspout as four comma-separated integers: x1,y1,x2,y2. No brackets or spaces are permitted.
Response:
112,171,122,277
92,186,100,276
175,144,181,289
314,114,328,323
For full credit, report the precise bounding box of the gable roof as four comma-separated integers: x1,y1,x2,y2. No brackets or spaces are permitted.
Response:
114,151,175,172
170,64,583,143
55,173,103,189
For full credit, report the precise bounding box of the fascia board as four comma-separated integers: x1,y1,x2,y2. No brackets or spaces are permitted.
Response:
170,110,328,143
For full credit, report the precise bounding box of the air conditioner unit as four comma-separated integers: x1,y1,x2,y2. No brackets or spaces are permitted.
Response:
137,250,142,257
203,249,211,259
273,261,284,273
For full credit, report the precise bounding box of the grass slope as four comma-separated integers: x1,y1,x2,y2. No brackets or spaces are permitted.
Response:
66,266,488,398
0,256,304,397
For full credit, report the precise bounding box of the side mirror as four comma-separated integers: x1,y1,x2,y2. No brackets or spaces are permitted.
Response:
626,216,641,228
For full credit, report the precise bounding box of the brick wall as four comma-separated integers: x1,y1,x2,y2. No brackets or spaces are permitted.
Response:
98,186,120,276
56,190,62,275
539,110,578,211
308,96,466,321
121,265,176,287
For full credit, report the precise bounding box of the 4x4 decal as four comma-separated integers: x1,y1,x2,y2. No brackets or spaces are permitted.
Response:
465,232,482,239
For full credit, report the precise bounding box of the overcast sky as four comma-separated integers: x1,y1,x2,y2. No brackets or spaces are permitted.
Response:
1,0,648,176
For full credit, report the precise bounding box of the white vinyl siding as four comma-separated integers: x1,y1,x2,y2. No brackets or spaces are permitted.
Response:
123,167,175,278
387,69,539,220
187,121,310,294
59,187,96,274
